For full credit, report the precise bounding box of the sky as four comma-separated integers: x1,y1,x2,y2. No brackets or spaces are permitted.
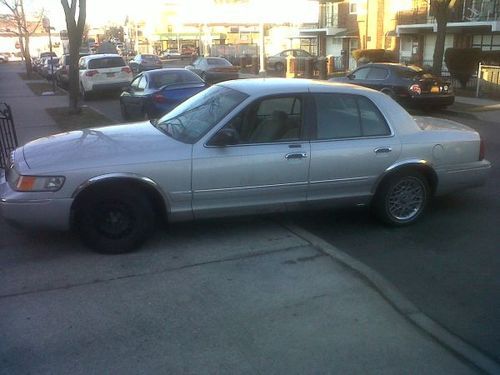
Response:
22,0,318,31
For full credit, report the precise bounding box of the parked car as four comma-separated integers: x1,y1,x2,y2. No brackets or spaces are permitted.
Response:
119,68,208,120
55,53,90,88
0,79,491,254
186,56,239,83
0,53,9,63
161,49,181,60
330,63,455,108
39,57,60,80
267,49,316,73
129,54,163,74
79,54,133,100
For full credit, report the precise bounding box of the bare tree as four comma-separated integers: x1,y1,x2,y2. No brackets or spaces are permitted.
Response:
431,0,456,75
61,0,86,113
0,0,43,77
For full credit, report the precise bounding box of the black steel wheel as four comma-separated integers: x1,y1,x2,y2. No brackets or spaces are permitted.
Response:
76,189,155,254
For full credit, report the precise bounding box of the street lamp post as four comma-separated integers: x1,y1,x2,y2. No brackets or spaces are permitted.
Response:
43,17,56,93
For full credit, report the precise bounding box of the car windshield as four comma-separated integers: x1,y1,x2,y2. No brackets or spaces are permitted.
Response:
155,85,248,143
88,57,125,69
398,65,433,79
149,70,203,88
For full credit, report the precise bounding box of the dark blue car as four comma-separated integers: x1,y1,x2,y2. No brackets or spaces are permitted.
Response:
119,68,208,120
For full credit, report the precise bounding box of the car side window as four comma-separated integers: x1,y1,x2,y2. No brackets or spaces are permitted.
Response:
367,67,389,80
130,75,142,89
313,94,390,139
137,76,147,90
357,96,391,136
223,96,303,144
352,67,370,80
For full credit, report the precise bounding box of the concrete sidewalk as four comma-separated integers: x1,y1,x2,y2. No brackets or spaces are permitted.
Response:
453,95,500,122
0,63,65,144
1,62,498,374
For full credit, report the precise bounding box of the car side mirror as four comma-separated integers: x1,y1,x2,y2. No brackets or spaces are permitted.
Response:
347,73,355,79
209,128,239,146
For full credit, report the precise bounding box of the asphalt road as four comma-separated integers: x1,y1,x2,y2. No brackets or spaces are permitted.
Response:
291,108,500,363
85,90,500,364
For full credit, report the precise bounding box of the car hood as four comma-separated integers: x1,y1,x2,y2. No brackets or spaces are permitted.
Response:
22,121,185,172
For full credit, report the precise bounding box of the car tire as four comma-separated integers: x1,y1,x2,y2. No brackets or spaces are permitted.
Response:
275,62,284,73
80,83,90,101
120,102,130,120
372,171,429,226
76,188,155,254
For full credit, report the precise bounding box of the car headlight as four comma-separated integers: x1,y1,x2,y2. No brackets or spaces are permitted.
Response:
8,169,65,192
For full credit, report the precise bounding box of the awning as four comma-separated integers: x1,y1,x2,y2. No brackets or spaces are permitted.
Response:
397,20,500,35
332,30,359,39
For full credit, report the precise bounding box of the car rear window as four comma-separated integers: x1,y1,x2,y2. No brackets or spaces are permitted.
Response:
207,58,231,66
149,70,203,88
88,57,126,69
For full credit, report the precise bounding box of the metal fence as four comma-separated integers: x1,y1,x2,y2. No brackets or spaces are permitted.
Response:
475,63,500,97
0,103,18,169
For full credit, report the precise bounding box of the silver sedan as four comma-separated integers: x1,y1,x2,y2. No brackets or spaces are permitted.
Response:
0,79,491,253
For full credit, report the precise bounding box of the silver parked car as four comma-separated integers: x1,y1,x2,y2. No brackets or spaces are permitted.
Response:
0,79,491,254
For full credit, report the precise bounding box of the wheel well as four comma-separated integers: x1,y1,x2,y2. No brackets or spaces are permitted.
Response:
374,164,438,196
71,178,168,227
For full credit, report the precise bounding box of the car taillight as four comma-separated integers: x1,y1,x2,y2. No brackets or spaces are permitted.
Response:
152,94,167,103
85,70,98,77
479,138,485,161
409,84,421,95
121,66,131,74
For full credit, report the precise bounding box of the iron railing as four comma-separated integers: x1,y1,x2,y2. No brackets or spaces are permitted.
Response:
0,103,17,169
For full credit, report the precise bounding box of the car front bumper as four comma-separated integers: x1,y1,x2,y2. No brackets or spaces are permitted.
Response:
435,159,492,195
0,168,73,230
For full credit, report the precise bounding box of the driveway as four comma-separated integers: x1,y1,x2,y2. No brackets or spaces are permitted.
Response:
0,216,476,374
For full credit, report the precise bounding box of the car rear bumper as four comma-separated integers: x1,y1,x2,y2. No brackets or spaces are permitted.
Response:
405,93,455,107
435,159,491,195
0,168,72,230
90,81,131,92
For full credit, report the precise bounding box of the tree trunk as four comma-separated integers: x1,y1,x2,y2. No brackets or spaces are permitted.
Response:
22,33,33,76
68,35,82,113
432,10,448,76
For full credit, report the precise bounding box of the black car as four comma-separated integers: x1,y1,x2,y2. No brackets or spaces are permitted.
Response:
330,63,454,108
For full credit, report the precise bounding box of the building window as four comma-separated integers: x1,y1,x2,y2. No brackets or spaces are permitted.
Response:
349,1,357,14
325,3,337,27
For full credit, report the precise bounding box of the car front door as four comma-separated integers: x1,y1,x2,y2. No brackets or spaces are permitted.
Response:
308,93,401,204
192,94,312,218
348,66,371,88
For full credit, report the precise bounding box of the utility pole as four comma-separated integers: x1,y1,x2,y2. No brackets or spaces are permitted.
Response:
259,21,265,76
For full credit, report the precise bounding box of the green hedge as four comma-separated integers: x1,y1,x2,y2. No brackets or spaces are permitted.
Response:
445,48,482,88
351,49,396,63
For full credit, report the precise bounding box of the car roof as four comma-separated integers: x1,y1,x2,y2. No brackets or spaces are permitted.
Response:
82,54,123,61
143,68,192,76
217,78,377,96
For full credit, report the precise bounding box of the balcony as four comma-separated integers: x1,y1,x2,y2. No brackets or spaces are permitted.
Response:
397,0,500,25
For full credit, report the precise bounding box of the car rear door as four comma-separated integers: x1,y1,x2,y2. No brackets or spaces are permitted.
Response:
308,92,401,203
192,94,312,218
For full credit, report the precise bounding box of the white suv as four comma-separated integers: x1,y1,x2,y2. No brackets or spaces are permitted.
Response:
79,54,133,99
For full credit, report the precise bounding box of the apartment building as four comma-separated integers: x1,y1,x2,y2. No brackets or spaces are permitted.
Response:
397,0,500,68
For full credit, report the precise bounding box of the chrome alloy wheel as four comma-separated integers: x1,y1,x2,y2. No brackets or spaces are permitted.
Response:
387,176,425,221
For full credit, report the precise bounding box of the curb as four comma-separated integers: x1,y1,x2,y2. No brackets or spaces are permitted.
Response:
282,222,500,375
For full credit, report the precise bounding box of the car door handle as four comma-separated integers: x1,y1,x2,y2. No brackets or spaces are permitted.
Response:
285,152,308,160
374,147,392,154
